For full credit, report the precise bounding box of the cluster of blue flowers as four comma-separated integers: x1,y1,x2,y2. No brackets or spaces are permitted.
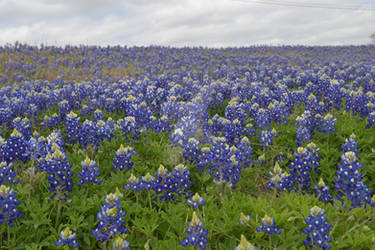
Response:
112,144,137,171
267,143,320,193
256,215,282,235
0,161,18,185
334,150,373,208
1,44,375,249
55,227,79,248
1,129,29,163
303,206,332,249
77,156,101,186
181,212,208,249
92,189,128,243
0,185,23,227
45,148,74,200
124,164,192,202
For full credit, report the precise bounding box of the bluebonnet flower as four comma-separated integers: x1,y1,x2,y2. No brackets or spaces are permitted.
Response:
0,107,11,126
77,156,101,186
239,212,251,225
170,128,186,147
182,137,200,164
205,137,243,189
181,212,208,249
303,206,332,249
306,142,321,173
169,164,193,197
12,117,32,140
254,154,265,165
92,189,128,242
296,126,311,146
266,162,283,189
139,172,156,191
93,109,105,122
96,120,115,143
334,150,373,208
288,147,315,192
170,116,199,147
50,113,61,127
0,161,18,185
267,161,296,192
116,116,140,139
221,118,244,145
0,185,23,226
256,215,281,234
112,144,137,171
81,104,92,117
196,146,211,172
341,134,358,153
41,114,60,128
187,193,206,208
112,234,130,250
320,113,336,134
46,148,74,200
46,130,65,149
154,164,193,202
234,235,257,250
254,108,271,129
314,178,333,203
78,119,113,149
123,174,141,191
366,111,375,129
59,100,71,121
65,111,80,144
258,129,274,150
1,129,29,163
234,137,254,169
55,227,79,248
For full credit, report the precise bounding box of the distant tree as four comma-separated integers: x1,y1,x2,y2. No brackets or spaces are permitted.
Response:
371,33,375,44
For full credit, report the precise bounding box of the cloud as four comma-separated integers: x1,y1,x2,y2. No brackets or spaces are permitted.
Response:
0,0,374,46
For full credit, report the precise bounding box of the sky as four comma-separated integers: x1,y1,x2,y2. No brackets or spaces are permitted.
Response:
1,0,375,46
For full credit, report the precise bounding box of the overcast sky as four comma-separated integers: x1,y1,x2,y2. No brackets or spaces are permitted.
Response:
1,0,374,46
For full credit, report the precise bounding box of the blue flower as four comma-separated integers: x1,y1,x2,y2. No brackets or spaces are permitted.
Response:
55,227,79,248
1,129,30,163
65,111,80,144
182,137,200,164
46,148,74,200
314,178,333,203
92,189,128,242
93,109,105,122
0,185,23,227
12,117,32,140
256,215,281,235
320,113,336,134
303,206,332,249
334,150,373,208
0,161,18,185
187,193,206,209
123,174,141,191
288,147,316,192
77,156,101,186
113,144,137,171
181,212,208,249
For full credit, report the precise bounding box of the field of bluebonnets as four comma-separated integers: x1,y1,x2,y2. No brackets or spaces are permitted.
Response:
1,44,375,249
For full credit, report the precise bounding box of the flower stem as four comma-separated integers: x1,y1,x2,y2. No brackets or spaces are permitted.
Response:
148,191,152,209
7,224,10,245
55,199,63,228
